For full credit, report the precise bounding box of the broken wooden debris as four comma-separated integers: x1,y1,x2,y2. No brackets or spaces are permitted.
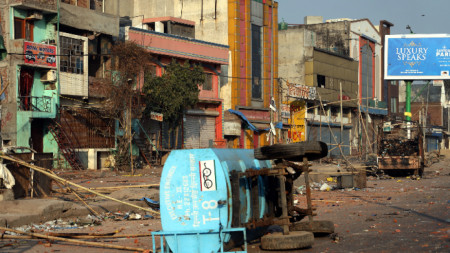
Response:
1,233,153,239
0,226,151,252
0,154,160,216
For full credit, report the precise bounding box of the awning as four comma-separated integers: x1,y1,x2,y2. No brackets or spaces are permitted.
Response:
228,109,282,132
360,105,388,116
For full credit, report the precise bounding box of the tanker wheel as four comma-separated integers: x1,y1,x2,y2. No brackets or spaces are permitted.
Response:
254,141,328,161
290,220,335,235
260,231,314,250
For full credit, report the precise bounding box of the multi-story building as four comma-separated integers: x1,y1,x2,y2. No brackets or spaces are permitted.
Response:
106,0,279,149
0,0,119,170
279,16,389,157
399,80,446,151
121,18,228,154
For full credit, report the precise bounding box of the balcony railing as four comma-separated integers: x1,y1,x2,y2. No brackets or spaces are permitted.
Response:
18,96,52,113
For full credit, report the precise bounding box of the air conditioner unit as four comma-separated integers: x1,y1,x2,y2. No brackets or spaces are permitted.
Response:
41,70,57,82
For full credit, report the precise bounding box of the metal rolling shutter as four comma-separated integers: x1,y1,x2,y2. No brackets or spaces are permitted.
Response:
184,115,216,149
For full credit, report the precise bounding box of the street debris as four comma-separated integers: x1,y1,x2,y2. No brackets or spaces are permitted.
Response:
0,226,150,252
0,163,15,189
0,154,160,217
320,183,332,191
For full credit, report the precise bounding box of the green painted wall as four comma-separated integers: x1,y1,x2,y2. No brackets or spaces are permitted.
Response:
33,19,47,43
16,111,32,147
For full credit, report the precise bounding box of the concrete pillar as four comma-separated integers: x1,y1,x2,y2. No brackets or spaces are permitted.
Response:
155,22,164,33
88,149,97,170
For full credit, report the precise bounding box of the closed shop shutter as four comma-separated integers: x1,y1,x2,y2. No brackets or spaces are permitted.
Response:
307,125,351,157
426,137,439,152
331,127,350,157
185,115,216,149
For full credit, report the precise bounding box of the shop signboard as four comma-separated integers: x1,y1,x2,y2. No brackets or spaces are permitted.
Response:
24,41,57,67
150,111,163,122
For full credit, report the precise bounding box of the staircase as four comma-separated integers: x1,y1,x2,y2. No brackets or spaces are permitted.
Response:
48,119,85,170
135,120,160,165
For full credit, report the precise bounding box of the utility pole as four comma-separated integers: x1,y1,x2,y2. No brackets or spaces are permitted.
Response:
405,80,413,139
340,82,343,152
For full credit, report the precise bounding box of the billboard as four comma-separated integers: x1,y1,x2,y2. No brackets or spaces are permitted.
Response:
24,41,57,68
385,34,450,80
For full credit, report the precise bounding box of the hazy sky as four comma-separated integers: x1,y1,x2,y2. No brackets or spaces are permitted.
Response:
278,0,450,35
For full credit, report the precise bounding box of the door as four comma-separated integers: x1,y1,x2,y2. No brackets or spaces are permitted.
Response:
30,119,44,152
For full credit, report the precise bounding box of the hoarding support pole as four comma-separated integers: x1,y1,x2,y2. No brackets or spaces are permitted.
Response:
405,80,412,139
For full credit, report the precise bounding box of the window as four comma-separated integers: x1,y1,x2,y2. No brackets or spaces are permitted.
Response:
361,40,374,102
307,102,314,114
60,36,84,74
319,106,328,116
390,97,397,113
148,65,157,77
14,18,33,41
251,24,262,99
90,0,103,11
317,75,325,88
203,73,213,91
343,108,350,118
331,107,339,117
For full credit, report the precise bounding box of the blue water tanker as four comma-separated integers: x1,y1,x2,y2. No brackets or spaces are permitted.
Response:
153,142,329,253
153,148,272,253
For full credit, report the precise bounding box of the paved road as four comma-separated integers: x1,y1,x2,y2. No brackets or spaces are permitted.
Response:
1,155,449,252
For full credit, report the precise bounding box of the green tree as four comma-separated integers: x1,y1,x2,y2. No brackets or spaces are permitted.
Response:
143,60,204,128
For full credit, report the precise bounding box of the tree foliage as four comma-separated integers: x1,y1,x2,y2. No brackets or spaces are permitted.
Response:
101,41,153,171
143,60,204,127
103,41,151,120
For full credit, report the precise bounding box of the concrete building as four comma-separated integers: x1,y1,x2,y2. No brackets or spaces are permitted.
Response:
0,0,119,170
279,16,389,157
123,21,229,152
106,0,279,149
399,80,447,152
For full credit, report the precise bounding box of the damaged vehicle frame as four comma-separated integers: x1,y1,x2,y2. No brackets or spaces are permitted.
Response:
377,120,425,176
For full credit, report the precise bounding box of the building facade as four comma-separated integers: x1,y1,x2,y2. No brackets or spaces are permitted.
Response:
0,0,119,169
106,0,279,149
279,16,389,157
124,21,228,152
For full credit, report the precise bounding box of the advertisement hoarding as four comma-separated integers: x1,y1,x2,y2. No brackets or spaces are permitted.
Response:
384,34,450,80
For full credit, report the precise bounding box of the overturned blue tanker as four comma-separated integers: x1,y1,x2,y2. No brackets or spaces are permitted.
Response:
153,141,329,253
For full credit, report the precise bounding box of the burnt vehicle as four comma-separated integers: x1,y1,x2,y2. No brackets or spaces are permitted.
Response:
377,120,425,176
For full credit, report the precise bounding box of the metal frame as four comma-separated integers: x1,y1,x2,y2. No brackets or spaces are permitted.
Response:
151,227,247,253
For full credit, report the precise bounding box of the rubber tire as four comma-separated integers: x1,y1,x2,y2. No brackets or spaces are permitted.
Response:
254,141,328,161
260,231,314,250
290,220,335,235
